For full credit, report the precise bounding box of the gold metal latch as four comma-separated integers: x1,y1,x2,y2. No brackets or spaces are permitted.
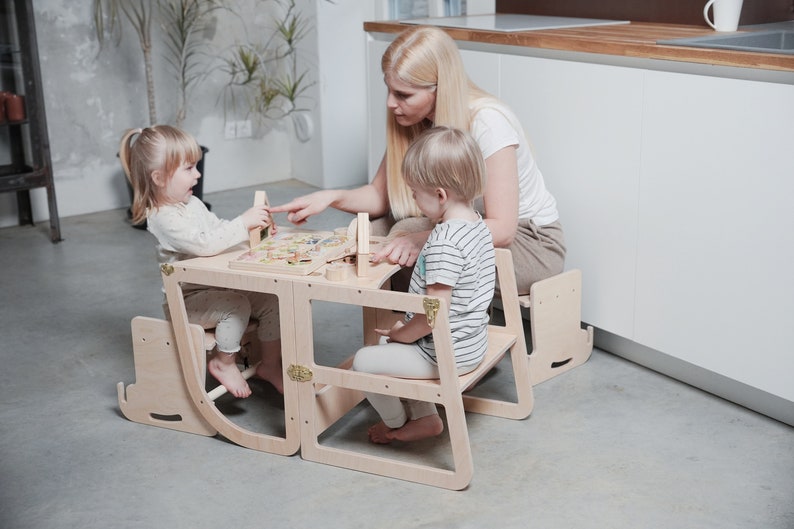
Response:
423,297,440,329
160,263,175,276
287,364,313,382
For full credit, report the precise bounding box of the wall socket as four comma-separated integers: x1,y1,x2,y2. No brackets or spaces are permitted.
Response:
236,119,252,138
224,120,253,139
224,121,236,139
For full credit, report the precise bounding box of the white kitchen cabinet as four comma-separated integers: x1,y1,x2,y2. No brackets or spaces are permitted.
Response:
636,71,794,402
366,37,391,177
501,55,644,340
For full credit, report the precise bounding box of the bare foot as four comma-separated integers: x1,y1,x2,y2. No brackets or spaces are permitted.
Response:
388,414,444,443
255,362,284,394
367,414,444,444
368,421,395,444
208,353,251,398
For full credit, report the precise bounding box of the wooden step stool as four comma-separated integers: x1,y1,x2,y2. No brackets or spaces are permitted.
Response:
117,317,259,436
516,269,594,385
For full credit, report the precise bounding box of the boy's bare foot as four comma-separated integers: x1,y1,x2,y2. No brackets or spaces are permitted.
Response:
368,421,395,444
389,414,444,442
208,353,251,398
255,362,284,394
367,414,444,444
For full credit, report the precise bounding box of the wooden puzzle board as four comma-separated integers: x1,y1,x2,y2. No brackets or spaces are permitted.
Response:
229,230,355,275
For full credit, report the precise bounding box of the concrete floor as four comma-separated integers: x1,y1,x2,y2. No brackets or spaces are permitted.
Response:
1,180,792,529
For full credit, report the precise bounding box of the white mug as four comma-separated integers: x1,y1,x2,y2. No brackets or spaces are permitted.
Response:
703,0,744,32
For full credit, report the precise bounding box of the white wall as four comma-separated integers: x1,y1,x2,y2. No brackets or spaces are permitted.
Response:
290,0,376,190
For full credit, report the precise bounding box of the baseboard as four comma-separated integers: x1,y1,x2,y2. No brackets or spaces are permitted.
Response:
593,327,794,428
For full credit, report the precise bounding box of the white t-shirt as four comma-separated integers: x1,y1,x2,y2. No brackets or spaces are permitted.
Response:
469,101,560,226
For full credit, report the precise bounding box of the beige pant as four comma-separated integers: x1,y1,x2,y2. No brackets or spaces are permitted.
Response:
164,289,279,353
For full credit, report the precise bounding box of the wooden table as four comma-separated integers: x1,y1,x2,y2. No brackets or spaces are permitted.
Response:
160,234,400,456
155,233,541,489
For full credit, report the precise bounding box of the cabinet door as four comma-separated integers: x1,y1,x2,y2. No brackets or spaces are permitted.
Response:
366,37,390,178
637,71,794,401
500,54,644,337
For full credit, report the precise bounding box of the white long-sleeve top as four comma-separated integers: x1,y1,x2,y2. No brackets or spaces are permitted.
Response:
147,197,248,291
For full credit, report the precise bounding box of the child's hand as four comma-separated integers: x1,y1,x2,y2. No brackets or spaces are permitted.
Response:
241,204,273,231
373,320,405,342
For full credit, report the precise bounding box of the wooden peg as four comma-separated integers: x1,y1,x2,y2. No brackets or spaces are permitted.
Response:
356,212,370,277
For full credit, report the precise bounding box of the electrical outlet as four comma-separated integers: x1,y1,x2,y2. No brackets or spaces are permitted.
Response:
224,121,237,139
236,120,252,138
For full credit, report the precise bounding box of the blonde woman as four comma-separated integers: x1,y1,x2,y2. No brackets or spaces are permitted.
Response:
271,25,564,295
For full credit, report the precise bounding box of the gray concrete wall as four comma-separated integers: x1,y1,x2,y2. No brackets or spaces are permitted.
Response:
1,1,296,227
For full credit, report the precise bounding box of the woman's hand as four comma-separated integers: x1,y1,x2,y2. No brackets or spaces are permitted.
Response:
372,230,429,267
269,190,338,226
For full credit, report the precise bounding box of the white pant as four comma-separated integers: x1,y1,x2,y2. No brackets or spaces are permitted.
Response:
353,341,439,428
166,289,279,353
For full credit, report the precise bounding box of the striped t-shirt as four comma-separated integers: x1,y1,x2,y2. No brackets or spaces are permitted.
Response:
407,216,496,369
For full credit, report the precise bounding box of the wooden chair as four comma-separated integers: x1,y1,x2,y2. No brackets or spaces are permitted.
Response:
291,248,533,490
117,317,260,436
517,270,594,385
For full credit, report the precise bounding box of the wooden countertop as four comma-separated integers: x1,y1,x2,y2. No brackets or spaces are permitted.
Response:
363,21,794,73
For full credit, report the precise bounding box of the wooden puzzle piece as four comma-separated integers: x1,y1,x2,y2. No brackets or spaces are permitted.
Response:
232,230,354,275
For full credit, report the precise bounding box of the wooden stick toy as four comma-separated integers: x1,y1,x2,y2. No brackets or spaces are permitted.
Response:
356,212,370,277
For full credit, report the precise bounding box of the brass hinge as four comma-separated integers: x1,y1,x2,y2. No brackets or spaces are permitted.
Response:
423,297,440,329
160,263,175,276
287,364,313,382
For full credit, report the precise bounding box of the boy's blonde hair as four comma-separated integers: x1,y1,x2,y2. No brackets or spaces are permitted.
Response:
381,25,493,219
119,125,203,225
402,126,484,203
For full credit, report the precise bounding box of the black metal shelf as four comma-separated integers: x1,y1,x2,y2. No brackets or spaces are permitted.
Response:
0,119,28,127
0,0,60,242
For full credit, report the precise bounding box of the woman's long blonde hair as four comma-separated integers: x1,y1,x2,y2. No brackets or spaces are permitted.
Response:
381,25,493,220
118,125,202,225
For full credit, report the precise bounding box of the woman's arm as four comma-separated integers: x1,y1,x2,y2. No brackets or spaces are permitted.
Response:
481,145,520,248
270,156,390,225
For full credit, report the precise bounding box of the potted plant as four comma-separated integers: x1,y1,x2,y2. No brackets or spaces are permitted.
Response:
94,0,224,127
93,0,324,227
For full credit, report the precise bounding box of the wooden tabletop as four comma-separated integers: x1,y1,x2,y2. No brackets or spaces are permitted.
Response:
363,21,794,73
